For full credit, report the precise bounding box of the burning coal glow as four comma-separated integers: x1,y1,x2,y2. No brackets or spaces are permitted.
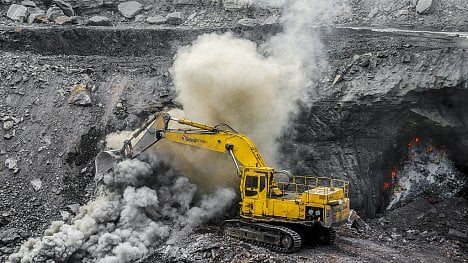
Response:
386,138,467,209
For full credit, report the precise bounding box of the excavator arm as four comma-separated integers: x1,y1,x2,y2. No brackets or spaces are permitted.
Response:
120,112,268,173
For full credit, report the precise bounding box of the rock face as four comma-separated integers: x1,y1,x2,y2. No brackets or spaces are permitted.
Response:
6,4,29,22
416,0,434,14
117,1,143,19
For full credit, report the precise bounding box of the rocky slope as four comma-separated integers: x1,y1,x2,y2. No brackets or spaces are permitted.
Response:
0,0,467,262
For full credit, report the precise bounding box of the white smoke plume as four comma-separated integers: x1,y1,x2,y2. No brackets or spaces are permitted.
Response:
387,141,467,210
9,158,235,262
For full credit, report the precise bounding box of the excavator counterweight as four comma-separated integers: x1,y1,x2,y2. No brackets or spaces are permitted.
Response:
95,112,350,252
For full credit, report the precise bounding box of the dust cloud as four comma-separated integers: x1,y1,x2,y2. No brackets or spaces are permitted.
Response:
9,158,235,263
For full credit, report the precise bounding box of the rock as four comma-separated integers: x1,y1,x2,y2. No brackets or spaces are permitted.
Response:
88,16,111,26
46,6,65,21
7,4,29,22
68,84,92,106
5,158,17,170
27,11,47,24
223,0,249,10
262,15,278,25
237,18,258,27
146,15,166,25
173,0,197,5
53,0,74,16
54,15,73,25
21,0,37,7
0,228,20,244
3,120,14,131
416,0,433,14
397,9,409,16
368,7,378,18
166,12,183,25
117,1,143,19
30,178,42,191
348,210,370,232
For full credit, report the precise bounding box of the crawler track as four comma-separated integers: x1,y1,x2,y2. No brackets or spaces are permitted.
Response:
223,220,302,253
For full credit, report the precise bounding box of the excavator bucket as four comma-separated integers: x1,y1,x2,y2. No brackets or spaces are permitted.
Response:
95,150,121,175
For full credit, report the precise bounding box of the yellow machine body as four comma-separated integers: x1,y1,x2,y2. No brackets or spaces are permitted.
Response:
116,112,351,229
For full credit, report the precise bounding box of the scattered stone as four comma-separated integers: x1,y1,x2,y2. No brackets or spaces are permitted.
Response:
118,1,143,19
30,178,42,191
3,120,14,131
146,15,166,25
21,0,36,7
237,18,259,27
53,0,74,16
54,15,73,25
7,4,29,22
416,0,433,15
46,6,65,21
68,84,92,106
173,0,197,5
0,228,20,244
88,16,111,26
402,54,411,63
166,12,183,25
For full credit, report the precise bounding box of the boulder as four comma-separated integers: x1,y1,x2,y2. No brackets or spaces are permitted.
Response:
46,6,65,21
3,120,14,131
416,0,433,14
53,0,74,16
262,15,278,25
70,16,88,25
117,1,143,19
7,4,29,22
88,15,111,26
54,15,73,25
146,15,166,25
0,228,20,244
30,178,42,191
166,11,183,25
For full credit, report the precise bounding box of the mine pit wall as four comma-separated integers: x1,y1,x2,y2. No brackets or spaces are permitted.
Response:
1,24,467,224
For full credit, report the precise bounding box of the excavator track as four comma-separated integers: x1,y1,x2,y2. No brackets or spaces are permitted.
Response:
223,220,302,253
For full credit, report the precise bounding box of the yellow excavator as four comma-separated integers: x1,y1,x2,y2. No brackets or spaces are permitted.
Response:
96,112,350,252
